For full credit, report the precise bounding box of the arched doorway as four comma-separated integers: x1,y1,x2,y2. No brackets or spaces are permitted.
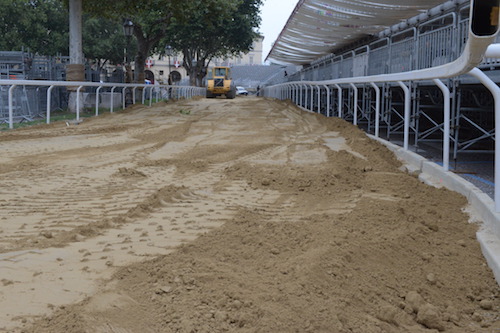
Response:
169,71,182,84
145,70,155,83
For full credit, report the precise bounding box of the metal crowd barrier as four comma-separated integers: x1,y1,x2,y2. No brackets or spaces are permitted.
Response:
0,80,205,129
291,1,500,85
263,0,500,212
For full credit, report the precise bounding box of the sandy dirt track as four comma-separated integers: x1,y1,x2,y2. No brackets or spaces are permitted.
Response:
0,97,499,332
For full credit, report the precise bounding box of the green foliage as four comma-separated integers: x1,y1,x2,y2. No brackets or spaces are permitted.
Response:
83,16,137,67
0,0,135,66
161,0,263,85
0,0,68,55
0,0,262,85
81,0,162,17
83,0,183,82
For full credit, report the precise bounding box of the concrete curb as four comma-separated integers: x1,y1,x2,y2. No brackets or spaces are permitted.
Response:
368,134,500,285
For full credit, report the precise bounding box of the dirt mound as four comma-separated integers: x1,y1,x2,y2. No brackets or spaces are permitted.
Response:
0,97,498,332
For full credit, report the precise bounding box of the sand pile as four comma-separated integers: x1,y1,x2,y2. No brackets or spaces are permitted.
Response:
0,97,498,332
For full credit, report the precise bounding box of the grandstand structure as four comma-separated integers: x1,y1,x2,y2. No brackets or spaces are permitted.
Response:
231,65,297,91
264,0,500,185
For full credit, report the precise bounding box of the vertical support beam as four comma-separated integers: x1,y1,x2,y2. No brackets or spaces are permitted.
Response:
370,82,380,138
398,81,411,150
468,68,500,212
433,79,451,172
68,0,83,66
350,83,358,125
46,85,55,124
67,0,84,113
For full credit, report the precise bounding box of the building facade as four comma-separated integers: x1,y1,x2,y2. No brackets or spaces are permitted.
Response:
144,36,264,84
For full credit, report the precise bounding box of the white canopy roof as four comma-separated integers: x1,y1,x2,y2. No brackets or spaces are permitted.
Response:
266,0,456,65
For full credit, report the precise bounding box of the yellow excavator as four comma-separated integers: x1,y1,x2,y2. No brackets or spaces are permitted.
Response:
206,66,236,99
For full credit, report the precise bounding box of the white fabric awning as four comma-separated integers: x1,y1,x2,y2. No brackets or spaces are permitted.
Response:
266,0,458,65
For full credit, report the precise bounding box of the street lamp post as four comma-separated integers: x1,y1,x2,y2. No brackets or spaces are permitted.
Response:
123,19,134,83
165,45,173,84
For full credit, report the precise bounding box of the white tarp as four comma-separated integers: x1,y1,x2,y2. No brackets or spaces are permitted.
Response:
266,0,456,65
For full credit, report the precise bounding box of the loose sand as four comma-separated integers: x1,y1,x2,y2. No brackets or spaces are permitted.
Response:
0,97,499,332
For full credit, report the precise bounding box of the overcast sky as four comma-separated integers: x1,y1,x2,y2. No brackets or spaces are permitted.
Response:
259,0,298,63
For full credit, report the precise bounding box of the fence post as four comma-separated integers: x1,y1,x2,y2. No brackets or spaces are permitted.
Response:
299,84,303,107
95,86,102,116
370,82,380,137
350,83,358,125
46,85,55,124
309,84,314,111
323,85,330,117
110,86,116,113
334,84,342,118
316,85,321,114
8,85,17,129
397,81,411,150
122,87,127,109
468,68,500,212
76,85,83,121
433,79,451,171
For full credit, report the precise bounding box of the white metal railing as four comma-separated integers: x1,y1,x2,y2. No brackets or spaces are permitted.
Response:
265,70,499,209
0,80,205,129
263,0,500,212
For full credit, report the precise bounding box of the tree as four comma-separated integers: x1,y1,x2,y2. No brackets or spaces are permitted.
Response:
128,7,173,83
163,0,263,86
82,0,182,83
0,0,133,69
0,0,68,55
83,16,136,70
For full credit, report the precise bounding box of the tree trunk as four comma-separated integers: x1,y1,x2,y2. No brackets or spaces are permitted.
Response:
197,65,207,87
189,68,197,86
132,25,162,84
135,50,147,84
